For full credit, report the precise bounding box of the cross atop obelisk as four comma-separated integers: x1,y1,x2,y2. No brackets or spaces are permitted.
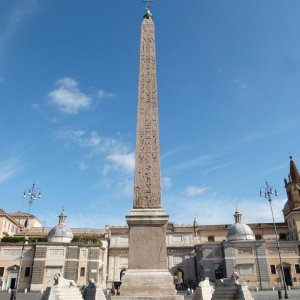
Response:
142,0,154,8
134,0,161,209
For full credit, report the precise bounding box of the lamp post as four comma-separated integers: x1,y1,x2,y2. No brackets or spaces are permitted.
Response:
13,183,42,300
260,181,288,299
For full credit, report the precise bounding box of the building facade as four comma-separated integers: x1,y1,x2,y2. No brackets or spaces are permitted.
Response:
1,158,300,292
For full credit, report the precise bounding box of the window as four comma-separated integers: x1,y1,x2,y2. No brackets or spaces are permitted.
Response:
295,264,300,274
207,236,215,242
172,235,182,243
25,267,31,277
215,263,224,279
269,247,296,254
279,233,287,240
270,265,276,274
239,264,254,276
213,248,221,257
119,235,128,245
0,267,4,277
255,234,262,240
46,267,61,277
238,248,253,255
48,249,64,257
80,267,85,277
81,249,87,258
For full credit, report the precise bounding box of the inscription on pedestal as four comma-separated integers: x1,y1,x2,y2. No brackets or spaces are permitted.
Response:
129,226,167,269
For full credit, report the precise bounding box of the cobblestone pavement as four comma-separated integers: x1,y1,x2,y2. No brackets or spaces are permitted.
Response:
0,291,42,299
1,289,300,299
179,289,300,300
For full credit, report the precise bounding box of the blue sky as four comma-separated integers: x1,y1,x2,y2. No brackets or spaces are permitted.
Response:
0,0,300,229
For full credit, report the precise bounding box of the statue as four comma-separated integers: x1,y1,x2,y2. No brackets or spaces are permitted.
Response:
222,271,241,286
215,271,240,287
53,273,76,288
212,272,254,300
41,273,82,300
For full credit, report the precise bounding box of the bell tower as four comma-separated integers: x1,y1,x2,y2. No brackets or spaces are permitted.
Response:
283,156,300,240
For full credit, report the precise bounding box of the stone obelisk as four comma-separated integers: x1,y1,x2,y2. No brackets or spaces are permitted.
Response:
118,6,183,300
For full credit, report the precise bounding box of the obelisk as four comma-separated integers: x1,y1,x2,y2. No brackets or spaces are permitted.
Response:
118,6,183,300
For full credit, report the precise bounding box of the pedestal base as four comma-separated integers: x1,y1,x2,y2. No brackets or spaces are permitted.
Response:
118,269,183,300
41,286,83,300
212,285,254,300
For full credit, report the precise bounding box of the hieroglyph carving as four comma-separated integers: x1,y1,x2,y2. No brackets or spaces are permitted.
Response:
134,17,161,209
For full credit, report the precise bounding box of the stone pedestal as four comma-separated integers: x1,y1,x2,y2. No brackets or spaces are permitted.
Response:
118,209,183,300
192,278,214,300
212,285,254,300
41,286,83,300
126,209,169,269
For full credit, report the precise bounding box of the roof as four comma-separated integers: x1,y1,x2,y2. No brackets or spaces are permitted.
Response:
227,222,255,241
0,208,23,228
17,226,106,238
9,211,42,224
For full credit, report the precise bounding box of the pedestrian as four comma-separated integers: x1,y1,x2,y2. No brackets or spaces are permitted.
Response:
187,287,191,295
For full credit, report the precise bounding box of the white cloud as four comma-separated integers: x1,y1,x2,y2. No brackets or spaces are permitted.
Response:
56,130,126,155
97,89,116,99
107,152,135,174
162,177,172,190
0,157,24,183
168,154,214,174
48,77,91,114
185,185,208,197
0,1,39,59
57,129,135,176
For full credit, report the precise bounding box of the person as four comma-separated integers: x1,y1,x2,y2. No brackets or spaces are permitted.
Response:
111,287,116,295
187,287,191,295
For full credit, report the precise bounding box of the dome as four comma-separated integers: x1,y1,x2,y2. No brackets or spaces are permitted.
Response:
47,211,73,243
227,210,255,242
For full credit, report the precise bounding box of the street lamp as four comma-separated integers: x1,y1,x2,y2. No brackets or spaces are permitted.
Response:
13,183,42,300
260,181,288,299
